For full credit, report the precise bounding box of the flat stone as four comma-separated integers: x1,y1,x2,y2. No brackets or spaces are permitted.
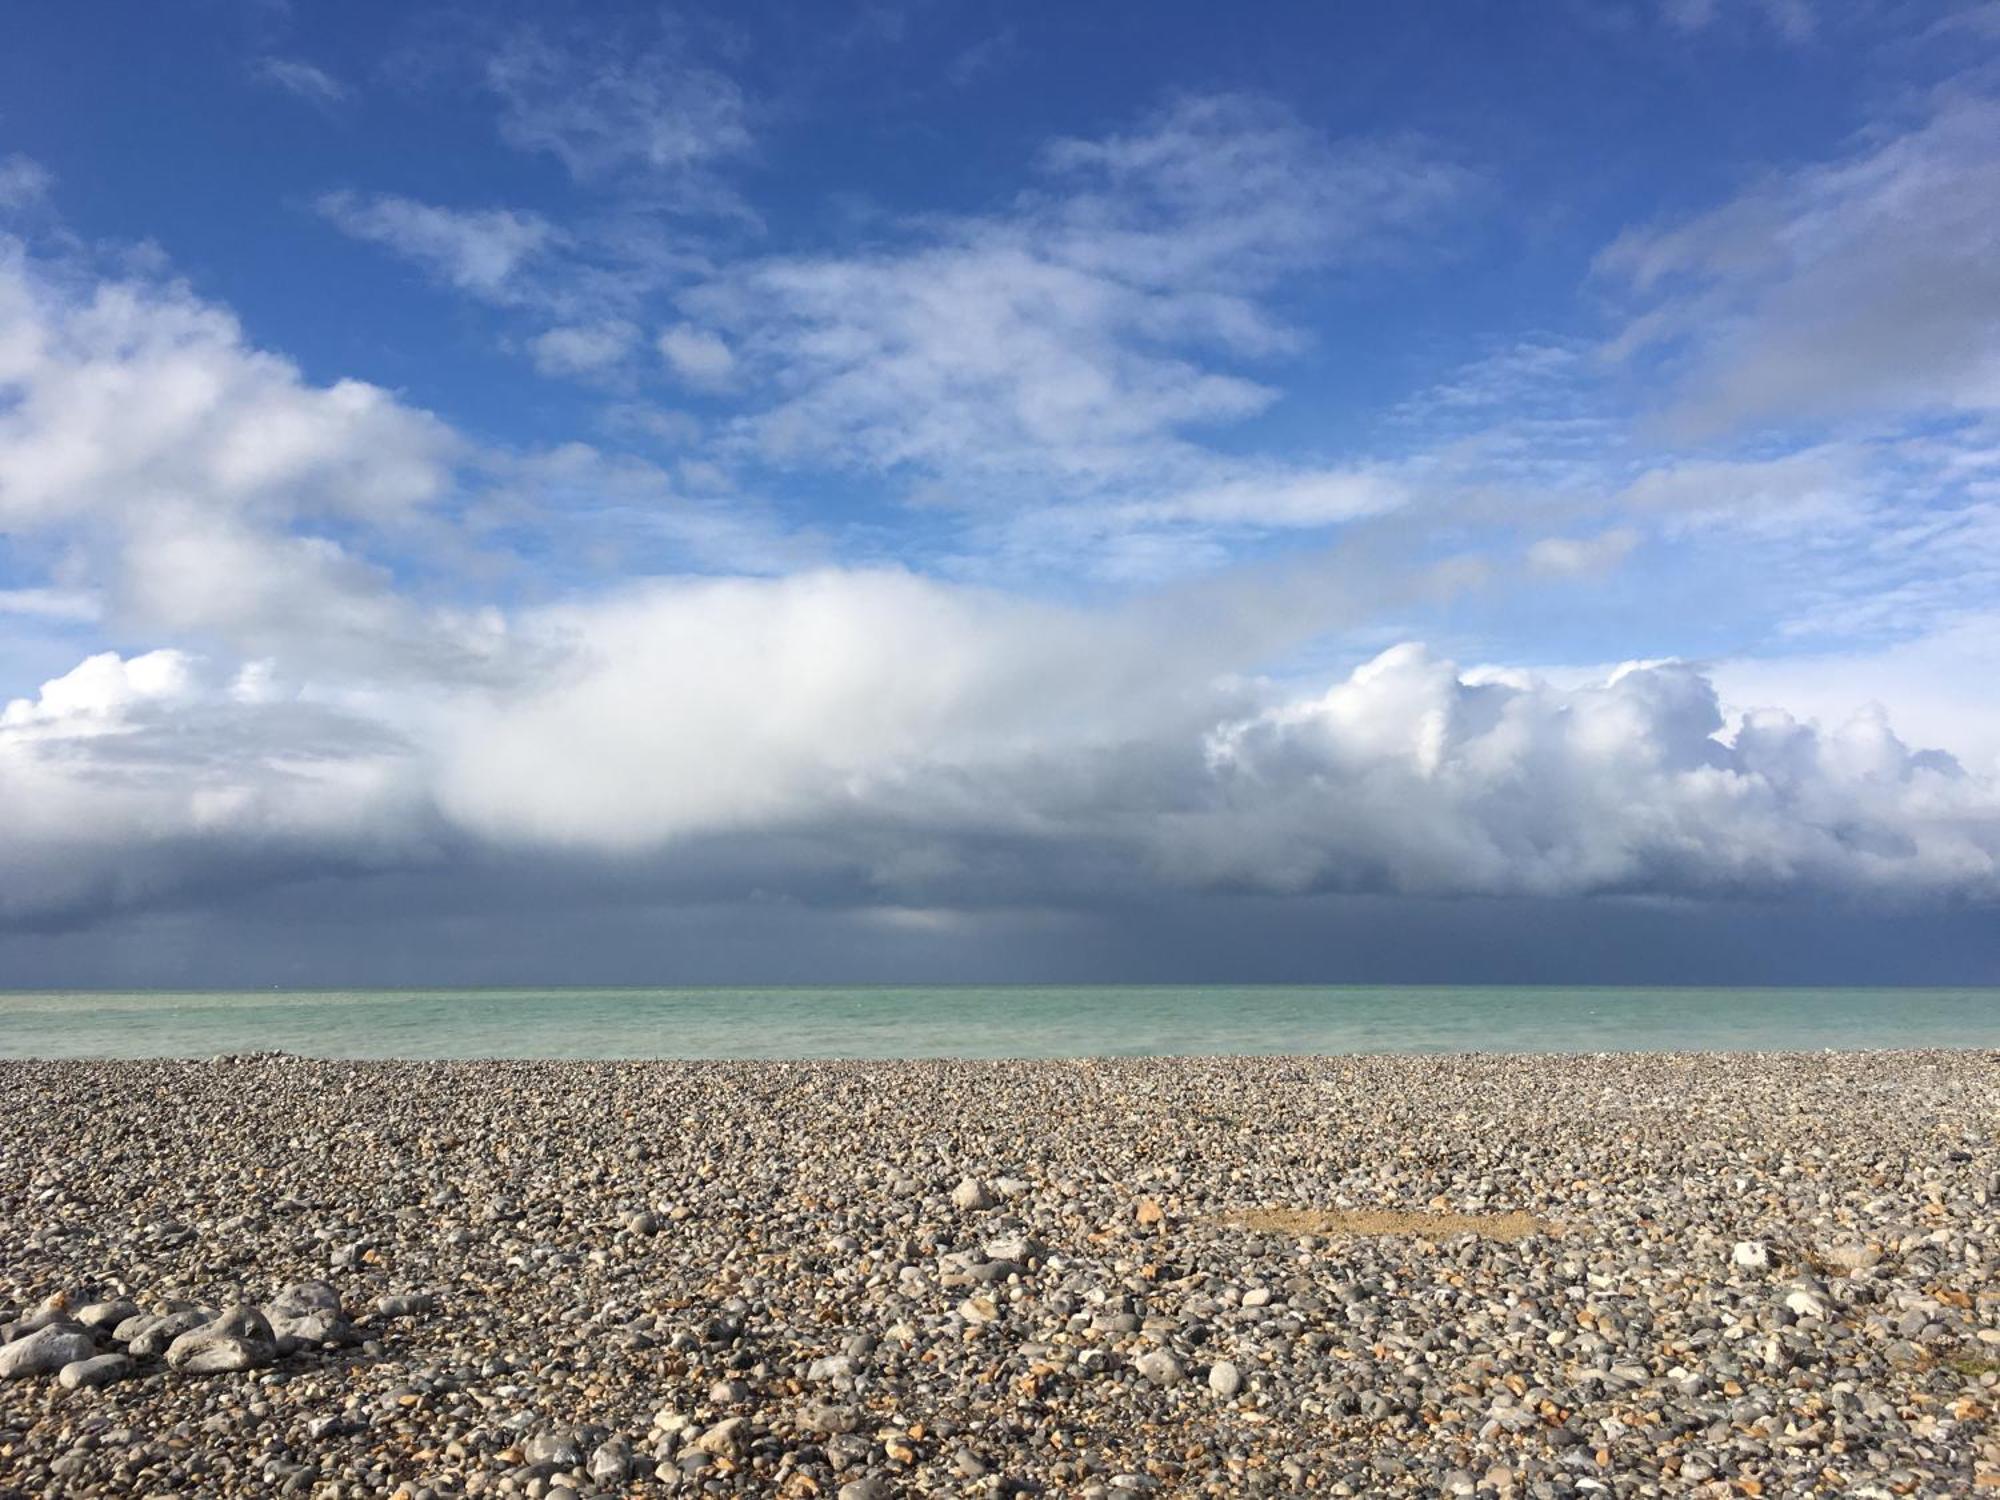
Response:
74,1299,140,1331
0,1325,96,1379
164,1306,277,1374
58,1353,132,1389
123,1308,213,1358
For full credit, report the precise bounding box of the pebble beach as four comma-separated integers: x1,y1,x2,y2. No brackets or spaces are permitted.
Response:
2,1051,1996,1498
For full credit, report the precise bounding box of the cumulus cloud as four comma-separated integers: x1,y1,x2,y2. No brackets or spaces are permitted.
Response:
431,568,1245,850
0,268,452,531
4,591,1995,931
4,80,1996,962
0,648,429,926
0,231,1989,922
317,191,559,303
1183,645,1997,898
1716,610,2000,773
0,233,480,681
2,648,194,728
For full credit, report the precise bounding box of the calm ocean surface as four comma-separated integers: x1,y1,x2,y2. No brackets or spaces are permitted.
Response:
2,986,1998,1059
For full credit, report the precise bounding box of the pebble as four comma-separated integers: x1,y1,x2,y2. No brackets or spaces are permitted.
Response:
693,1416,748,1459
589,1434,631,1484
0,1323,96,1378
1783,1287,1828,1320
0,1051,1995,1496
165,1304,278,1374
57,1352,133,1389
951,1176,996,1211
1731,1239,1771,1272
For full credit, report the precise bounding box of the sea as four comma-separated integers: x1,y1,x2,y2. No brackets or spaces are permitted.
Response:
2,986,1998,1059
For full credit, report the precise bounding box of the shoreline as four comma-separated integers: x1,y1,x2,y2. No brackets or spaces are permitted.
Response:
11,1046,2000,1067
3,1052,1996,1495
8,987,2000,1065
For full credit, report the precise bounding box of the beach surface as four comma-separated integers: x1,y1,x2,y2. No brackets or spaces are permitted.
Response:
1,1051,1996,1497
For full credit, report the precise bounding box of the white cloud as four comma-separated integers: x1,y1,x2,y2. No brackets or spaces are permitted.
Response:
657,323,735,388
1118,468,1410,530
1181,643,1996,899
1036,94,1466,291
0,156,53,211
0,587,99,623
1716,611,2000,772
5,580,1995,927
2,648,194,728
1661,0,1814,41
981,463,1415,582
484,28,752,195
0,647,428,925
530,320,637,377
1601,92,2000,432
681,96,1464,546
1617,448,1854,516
4,85,1997,942
1526,527,1640,576
0,235,464,673
479,441,813,576
317,191,559,303
0,242,456,534
255,57,347,108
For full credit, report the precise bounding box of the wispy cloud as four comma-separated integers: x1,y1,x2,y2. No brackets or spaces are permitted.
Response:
254,56,348,109
683,95,1467,564
530,320,638,378
316,191,559,303
484,26,753,205
1526,527,1641,577
1600,91,2000,434
1660,0,1815,42
0,155,53,211
657,323,736,389
0,588,99,624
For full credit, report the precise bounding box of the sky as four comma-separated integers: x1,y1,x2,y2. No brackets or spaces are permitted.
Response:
1,0,1998,987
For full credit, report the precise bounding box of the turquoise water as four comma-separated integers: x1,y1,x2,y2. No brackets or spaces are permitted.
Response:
1,986,1997,1058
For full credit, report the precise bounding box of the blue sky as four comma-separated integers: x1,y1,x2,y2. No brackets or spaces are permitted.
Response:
1,0,1997,983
